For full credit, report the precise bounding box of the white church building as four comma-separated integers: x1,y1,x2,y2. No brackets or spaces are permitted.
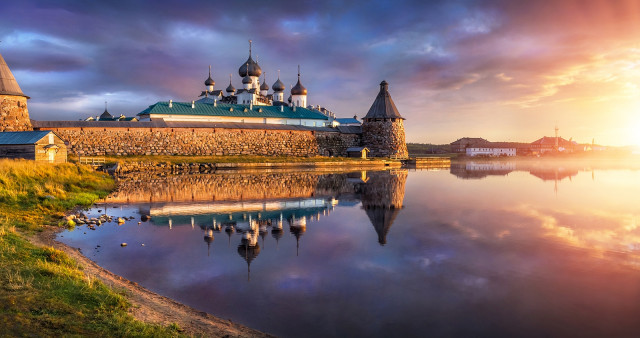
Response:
138,41,350,127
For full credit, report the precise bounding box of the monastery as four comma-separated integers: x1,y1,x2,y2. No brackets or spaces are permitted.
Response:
0,43,409,158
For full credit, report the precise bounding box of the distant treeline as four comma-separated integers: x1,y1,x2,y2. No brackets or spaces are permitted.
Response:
407,143,452,155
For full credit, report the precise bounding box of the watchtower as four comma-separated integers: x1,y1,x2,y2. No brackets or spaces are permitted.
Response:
0,52,31,132
361,80,407,158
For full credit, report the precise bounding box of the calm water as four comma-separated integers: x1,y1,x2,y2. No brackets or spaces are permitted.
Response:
59,161,640,337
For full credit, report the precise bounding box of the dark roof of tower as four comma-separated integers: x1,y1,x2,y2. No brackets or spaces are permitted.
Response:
291,66,307,96
204,65,215,86
238,55,262,77
272,78,285,92
226,82,236,93
0,52,28,98
260,81,269,91
363,80,403,120
100,109,113,119
242,74,252,84
291,78,307,95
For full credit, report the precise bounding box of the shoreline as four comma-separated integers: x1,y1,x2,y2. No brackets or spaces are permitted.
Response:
30,225,274,338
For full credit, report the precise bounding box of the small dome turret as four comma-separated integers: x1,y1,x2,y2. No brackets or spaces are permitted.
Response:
204,65,215,87
226,74,236,93
291,80,307,95
291,65,307,95
272,78,285,92
238,40,262,78
242,74,252,84
260,81,269,91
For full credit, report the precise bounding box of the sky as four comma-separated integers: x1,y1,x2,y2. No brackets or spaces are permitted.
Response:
1,0,639,146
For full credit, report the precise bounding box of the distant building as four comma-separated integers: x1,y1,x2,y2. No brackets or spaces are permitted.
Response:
466,144,516,157
530,136,578,154
0,130,67,163
453,135,584,157
451,137,488,153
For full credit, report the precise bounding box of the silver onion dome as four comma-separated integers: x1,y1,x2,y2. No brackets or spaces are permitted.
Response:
272,78,285,92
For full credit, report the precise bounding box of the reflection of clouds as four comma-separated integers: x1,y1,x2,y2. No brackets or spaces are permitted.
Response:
449,219,480,240
512,204,640,265
460,276,488,289
406,255,431,269
356,261,394,274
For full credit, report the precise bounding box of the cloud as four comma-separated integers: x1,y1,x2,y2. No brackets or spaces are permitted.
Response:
1,0,640,144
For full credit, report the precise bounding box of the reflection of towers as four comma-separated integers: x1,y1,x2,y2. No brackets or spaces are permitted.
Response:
237,241,261,282
272,213,284,247
204,229,214,256
289,215,307,256
360,170,408,245
225,223,235,247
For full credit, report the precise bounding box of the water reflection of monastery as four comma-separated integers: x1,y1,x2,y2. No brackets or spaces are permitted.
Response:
104,170,407,279
450,161,579,182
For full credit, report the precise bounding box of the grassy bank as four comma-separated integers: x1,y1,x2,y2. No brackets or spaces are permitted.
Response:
0,160,184,336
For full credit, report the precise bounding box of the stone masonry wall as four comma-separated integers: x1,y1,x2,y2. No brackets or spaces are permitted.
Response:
0,95,32,132
49,127,361,157
362,120,408,158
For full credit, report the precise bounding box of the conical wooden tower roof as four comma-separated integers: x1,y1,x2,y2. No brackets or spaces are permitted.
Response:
0,52,27,98
363,80,403,119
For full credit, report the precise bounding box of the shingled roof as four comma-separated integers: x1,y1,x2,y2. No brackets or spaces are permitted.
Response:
0,52,28,98
363,80,403,120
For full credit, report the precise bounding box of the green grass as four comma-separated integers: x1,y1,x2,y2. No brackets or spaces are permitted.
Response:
0,159,113,231
0,159,185,336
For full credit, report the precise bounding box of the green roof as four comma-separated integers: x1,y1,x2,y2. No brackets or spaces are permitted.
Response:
139,102,329,120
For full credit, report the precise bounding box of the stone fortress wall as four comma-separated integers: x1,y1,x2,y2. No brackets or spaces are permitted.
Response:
362,120,408,158
0,95,31,132
47,127,362,157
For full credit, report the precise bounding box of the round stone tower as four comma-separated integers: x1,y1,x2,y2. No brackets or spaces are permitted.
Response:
361,80,407,158
0,52,31,132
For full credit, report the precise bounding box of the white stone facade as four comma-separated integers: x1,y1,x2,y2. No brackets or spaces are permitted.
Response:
466,147,516,157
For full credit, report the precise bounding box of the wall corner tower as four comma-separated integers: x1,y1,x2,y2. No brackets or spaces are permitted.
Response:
0,52,32,132
361,80,407,158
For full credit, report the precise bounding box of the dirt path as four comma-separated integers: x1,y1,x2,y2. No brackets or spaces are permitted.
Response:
32,226,274,338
